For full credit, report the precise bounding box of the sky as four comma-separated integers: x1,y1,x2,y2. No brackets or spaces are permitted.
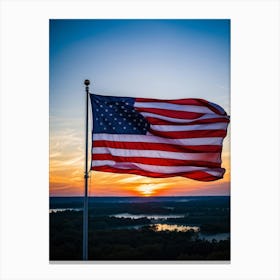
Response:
49,19,230,197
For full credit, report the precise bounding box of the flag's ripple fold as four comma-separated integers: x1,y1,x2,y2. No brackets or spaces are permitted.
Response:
90,94,230,181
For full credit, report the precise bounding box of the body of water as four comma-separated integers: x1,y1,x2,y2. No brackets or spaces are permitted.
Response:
111,213,185,220
49,208,82,213
152,224,200,232
111,223,229,241
199,232,230,241
152,224,229,240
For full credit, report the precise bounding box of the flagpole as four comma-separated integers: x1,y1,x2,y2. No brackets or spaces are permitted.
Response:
83,79,90,260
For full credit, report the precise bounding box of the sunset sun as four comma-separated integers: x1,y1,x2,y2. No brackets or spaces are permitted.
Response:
138,184,156,197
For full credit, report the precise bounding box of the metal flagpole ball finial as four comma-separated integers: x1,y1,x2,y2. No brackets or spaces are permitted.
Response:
84,79,90,86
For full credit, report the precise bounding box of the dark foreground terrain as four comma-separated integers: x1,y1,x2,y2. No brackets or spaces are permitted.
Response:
50,196,230,261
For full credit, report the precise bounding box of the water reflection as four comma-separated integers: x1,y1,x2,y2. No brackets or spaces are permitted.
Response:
152,224,200,232
199,233,230,241
111,213,185,220
49,208,82,213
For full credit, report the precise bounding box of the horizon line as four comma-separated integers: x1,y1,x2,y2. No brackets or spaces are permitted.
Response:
50,195,230,198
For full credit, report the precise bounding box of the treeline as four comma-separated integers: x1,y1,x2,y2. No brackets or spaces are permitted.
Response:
90,228,229,260
50,196,230,216
50,211,230,261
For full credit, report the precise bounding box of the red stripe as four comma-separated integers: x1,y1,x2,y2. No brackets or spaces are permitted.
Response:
92,153,221,168
135,97,227,115
149,129,227,139
136,107,203,119
93,140,222,153
145,117,230,125
92,166,224,181
183,170,224,181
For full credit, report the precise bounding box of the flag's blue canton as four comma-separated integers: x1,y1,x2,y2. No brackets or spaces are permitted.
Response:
91,94,149,135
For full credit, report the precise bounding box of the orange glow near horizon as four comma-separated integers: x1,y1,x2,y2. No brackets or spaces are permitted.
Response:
49,125,230,197
50,155,230,197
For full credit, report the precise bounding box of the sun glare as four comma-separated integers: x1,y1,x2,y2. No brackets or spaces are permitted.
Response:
138,184,156,197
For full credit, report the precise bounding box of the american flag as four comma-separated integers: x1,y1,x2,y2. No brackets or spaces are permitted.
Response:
90,93,230,181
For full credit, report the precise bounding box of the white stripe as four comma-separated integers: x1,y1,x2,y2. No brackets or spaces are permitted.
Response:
92,147,221,163
135,102,214,114
92,160,222,176
93,133,224,146
141,112,228,123
150,123,228,132
206,170,224,177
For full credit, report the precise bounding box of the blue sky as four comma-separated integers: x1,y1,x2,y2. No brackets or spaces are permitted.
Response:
49,19,230,196
50,19,230,117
